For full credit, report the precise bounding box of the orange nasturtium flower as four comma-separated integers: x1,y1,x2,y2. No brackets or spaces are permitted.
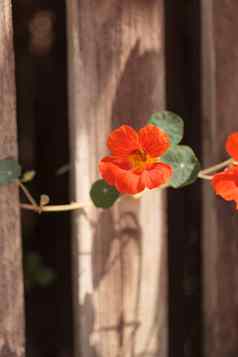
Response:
212,132,238,209
99,124,172,195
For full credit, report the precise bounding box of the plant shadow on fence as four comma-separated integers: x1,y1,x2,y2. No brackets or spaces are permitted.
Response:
77,206,166,357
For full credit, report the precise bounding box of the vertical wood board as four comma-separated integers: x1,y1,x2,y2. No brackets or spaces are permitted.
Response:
67,2,168,356
0,1,25,356
202,1,238,356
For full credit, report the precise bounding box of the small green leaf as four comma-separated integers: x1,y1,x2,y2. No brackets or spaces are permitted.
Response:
56,163,70,176
35,269,55,287
148,111,184,145
21,170,36,183
26,253,41,274
90,179,120,208
0,159,21,185
25,253,55,289
161,145,201,188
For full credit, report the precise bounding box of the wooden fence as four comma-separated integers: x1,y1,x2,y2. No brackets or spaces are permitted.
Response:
1,1,238,357
67,1,168,356
202,1,238,356
0,1,24,356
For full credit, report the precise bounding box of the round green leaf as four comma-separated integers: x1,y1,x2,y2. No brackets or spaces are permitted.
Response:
90,179,120,208
25,253,55,289
35,269,55,287
0,159,21,185
161,145,201,188
148,111,184,145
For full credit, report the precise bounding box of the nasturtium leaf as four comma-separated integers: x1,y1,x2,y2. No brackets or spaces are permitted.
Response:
148,111,184,145
161,145,201,188
90,179,120,208
0,159,21,185
35,268,55,287
25,253,55,289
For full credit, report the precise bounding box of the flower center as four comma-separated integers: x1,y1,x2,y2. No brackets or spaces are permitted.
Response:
128,149,156,173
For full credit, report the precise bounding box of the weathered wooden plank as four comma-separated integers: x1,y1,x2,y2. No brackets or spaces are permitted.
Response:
67,1,167,356
202,1,238,356
0,1,25,356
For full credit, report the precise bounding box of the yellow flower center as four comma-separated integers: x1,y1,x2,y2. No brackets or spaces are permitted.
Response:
128,150,157,173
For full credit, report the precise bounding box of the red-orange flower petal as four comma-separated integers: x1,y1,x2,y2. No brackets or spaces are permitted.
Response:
138,124,170,158
226,132,238,161
107,125,140,157
99,157,124,186
100,124,173,195
212,165,238,209
139,162,172,189
115,171,145,195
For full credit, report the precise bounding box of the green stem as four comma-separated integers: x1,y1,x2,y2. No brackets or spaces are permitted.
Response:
199,158,232,176
18,180,38,208
19,158,235,213
198,172,213,180
20,202,90,213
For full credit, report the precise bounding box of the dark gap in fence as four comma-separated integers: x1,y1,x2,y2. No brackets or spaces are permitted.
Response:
13,1,73,356
165,1,203,357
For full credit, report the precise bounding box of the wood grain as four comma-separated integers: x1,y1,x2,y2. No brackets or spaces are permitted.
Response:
202,1,238,356
67,1,167,356
0,1,25,357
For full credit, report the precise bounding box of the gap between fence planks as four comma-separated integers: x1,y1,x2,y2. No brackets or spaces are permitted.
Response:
67,1,168,357
0,1,25,356
202,1,238,356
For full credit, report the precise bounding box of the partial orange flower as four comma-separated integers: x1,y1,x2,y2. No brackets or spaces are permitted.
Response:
99,124,172,195
212,165,238,209
226,132,238,161
212,132,238,209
